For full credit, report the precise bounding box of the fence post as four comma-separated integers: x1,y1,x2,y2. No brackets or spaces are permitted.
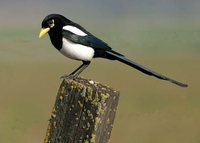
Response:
44,77,120,143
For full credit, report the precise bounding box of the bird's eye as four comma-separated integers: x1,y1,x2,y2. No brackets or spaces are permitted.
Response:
48,19,55,28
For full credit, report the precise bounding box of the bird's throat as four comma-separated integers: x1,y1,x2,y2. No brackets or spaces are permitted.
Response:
49,30,63,50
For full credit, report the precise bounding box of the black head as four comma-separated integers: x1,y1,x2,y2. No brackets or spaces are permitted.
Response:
39,14,71,38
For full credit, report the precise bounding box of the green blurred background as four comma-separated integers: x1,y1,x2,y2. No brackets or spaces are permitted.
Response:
0,0,200,143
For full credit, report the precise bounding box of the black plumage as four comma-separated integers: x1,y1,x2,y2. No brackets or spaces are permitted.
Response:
39,14,188,87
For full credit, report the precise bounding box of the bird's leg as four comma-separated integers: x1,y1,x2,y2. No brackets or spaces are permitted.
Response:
61,63,85,79
61,61,91,79
73,61,90,78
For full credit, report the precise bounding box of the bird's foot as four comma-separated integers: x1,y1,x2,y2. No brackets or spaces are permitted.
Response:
60,74,78,80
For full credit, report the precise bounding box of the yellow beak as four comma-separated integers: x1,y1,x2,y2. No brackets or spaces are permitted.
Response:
39,28,50,38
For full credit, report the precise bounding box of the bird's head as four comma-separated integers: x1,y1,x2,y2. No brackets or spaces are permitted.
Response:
39,14,70,38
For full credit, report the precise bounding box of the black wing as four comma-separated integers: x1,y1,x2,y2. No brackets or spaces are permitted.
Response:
62,29,112,51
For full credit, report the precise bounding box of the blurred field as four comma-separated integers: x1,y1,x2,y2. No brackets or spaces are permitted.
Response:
0,20,200,143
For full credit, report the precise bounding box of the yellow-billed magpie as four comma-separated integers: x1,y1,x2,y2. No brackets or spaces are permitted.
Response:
39,14,188,87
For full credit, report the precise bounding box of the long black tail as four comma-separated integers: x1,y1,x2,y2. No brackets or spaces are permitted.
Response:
106,50,188,87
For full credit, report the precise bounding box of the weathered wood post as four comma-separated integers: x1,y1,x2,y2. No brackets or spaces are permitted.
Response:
44,77,120,143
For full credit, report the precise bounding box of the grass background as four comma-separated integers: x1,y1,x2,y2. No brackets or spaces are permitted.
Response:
0,1,200,142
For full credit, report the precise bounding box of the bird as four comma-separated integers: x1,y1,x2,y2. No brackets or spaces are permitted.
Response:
39,14,188,87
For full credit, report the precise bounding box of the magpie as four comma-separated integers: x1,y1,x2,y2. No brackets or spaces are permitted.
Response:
39,14,188,87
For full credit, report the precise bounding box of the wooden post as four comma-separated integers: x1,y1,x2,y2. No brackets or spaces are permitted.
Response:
44,77,120,143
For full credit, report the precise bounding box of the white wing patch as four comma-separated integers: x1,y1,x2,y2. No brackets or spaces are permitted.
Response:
60,38,94,61
63,25,87,36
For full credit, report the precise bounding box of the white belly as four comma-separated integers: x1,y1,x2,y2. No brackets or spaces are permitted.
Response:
60,38,95,61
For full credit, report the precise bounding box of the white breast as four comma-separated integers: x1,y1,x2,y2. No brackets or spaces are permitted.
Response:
60,38,95,61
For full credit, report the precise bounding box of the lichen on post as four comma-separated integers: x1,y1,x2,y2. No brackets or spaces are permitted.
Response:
44,77,120,143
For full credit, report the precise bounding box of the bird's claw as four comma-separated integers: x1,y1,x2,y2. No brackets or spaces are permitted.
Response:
60,74,78,80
